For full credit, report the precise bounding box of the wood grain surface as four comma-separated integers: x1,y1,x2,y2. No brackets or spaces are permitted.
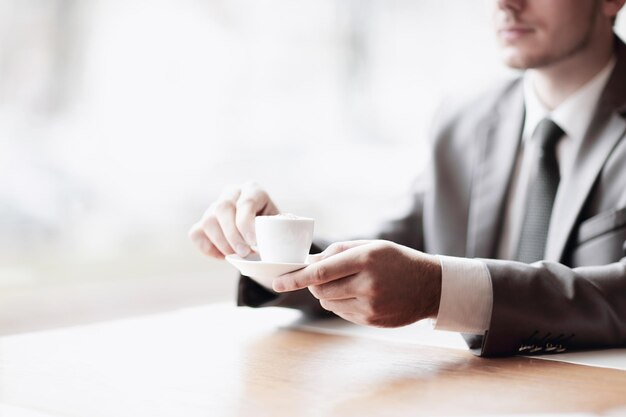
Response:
0,304,624,417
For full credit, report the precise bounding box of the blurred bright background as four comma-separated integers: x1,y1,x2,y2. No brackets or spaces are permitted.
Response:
1,0,625,329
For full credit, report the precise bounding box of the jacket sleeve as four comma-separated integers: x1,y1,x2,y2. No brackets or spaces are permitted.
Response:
467,255,626,357
369,190,427,251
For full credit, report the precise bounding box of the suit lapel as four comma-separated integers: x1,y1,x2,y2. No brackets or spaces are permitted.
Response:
466,82,525,258
545,38,626,262
546,113,626,261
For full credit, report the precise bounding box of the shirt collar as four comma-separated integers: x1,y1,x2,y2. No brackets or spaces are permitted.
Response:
522,56,616,143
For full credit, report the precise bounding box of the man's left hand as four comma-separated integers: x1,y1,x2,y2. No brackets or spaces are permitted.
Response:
273,240,442,327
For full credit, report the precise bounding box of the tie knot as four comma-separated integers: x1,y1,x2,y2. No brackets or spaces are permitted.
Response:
534,118,564,150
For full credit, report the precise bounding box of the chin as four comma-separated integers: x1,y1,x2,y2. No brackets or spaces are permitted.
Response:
502,57,528,69
500,49,544,70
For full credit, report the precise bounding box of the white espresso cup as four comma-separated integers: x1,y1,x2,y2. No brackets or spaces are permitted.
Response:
255,214,314,263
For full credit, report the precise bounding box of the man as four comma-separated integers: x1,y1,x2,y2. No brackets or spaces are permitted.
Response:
189,0,626,357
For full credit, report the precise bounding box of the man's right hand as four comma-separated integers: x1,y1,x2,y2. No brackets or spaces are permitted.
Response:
188,182,280,259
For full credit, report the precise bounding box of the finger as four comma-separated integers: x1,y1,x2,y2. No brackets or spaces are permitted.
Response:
306,253,325,264
214,199,251,258
236,183,277,246
308,274,360,300
330,310,360,325
201,215,234,256
306,241,371,265
319,298,375,326
319,298,360,314
319,240,372,260
273,247,365,292
218,184,242,202
188,223,224,259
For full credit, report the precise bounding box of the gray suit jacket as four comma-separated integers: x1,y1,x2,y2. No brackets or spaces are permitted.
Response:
238,36,626,357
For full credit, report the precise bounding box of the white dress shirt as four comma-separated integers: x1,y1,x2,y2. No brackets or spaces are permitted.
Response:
433,56,616,334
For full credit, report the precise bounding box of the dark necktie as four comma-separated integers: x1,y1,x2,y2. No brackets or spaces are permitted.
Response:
515,118,565,263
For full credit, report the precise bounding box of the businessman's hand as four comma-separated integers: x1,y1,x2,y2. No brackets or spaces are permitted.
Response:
273,240,442,327
188,182,279,259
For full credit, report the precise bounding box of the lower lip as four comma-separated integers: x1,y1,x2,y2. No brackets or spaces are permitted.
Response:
499,29,534,42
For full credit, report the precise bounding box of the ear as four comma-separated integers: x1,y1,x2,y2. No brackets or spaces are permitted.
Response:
602,0,626,20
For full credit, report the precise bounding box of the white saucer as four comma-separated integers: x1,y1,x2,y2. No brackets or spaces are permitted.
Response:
225,253,309,289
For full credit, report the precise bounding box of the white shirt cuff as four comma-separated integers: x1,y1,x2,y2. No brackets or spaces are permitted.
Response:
432,255,493,334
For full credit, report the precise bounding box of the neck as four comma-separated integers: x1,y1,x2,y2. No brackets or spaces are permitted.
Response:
530,33,615,110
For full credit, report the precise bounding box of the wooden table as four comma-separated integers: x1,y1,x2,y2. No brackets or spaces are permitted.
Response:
0,303,625,417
